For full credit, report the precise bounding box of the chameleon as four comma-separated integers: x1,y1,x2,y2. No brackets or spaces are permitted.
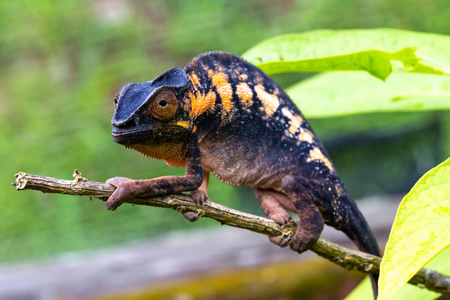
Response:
107,52,380,289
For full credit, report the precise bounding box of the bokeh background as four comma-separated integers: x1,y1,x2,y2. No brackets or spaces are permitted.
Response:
1,0,449,299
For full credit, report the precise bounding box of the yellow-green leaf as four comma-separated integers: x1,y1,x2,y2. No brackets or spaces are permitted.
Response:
242,29,450,80
378,158,450,300
286,72,450,118
343,277,373,300
345,248,450,300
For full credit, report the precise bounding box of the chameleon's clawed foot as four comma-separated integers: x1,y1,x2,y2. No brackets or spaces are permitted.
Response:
290,221,320,253
105,177,134,211
269,235,290,248
269,211,292,226
189,188,210,205
267,211,293,248
185,188,209,222
183,211,202,222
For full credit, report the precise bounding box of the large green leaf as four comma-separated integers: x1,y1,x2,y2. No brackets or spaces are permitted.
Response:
344,277,373,300
242,29,450,80
344,247,450,300
286,72,450,118
378,158,450,300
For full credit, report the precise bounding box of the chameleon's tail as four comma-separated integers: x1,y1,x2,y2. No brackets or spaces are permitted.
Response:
342,208,380,257
337,196,380,298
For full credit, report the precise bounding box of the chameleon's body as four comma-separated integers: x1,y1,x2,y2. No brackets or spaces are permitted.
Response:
108,52,380,262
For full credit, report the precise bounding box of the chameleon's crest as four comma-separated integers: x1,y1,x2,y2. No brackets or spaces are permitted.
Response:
112,67,189,126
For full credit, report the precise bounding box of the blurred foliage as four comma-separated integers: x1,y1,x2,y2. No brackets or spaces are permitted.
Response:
1,0,449,263
244,29,450,79
99,259,362,300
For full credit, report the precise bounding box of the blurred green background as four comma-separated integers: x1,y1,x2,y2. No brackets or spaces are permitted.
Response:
1,0,449,264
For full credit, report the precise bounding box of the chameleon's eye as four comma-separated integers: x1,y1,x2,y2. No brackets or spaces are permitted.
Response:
113,91,120,108
150,89,178,120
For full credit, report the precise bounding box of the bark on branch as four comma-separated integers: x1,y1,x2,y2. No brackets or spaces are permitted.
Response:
12,171,450,296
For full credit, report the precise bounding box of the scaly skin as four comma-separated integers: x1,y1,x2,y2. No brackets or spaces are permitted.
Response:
107,52,380,260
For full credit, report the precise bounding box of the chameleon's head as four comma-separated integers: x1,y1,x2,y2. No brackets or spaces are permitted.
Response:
111,68,193,161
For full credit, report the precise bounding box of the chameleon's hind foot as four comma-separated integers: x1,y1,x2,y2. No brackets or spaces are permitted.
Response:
252,187,294,248
269,235,290,248
290,221,321,253
280,175,324,253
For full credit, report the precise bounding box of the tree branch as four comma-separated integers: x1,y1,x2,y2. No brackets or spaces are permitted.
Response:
12,171,450,296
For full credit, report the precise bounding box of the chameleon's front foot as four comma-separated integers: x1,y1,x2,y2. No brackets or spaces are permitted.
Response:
183,188,210,222
105,177,135,211
189,188,210,205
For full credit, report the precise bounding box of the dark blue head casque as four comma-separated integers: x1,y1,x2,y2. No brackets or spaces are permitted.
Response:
112,67,189,126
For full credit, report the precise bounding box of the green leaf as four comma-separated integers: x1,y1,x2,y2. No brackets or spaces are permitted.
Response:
344,277,373,300
249,47,417,81
392,248,450,300
346,248,450,300
242,29,450,80
378,158,450,300
345,248,450,300
286,72,450,118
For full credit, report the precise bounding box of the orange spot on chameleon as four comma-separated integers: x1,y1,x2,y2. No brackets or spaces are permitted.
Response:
306,148,334,171
298,128,314,144
255,84,279,116
176,120,190,129
288,115,303,135
235,82,253,107
281,107,308,138
238,73,248,81
188,73,201,90
190,91,216,118
209,70,233,113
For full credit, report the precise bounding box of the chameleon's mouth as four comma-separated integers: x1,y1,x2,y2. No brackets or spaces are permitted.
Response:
112,127,160,145
111,126,149,137
111,126,190,145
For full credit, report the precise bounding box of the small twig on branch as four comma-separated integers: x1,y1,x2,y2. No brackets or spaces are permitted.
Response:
12,171,450,296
